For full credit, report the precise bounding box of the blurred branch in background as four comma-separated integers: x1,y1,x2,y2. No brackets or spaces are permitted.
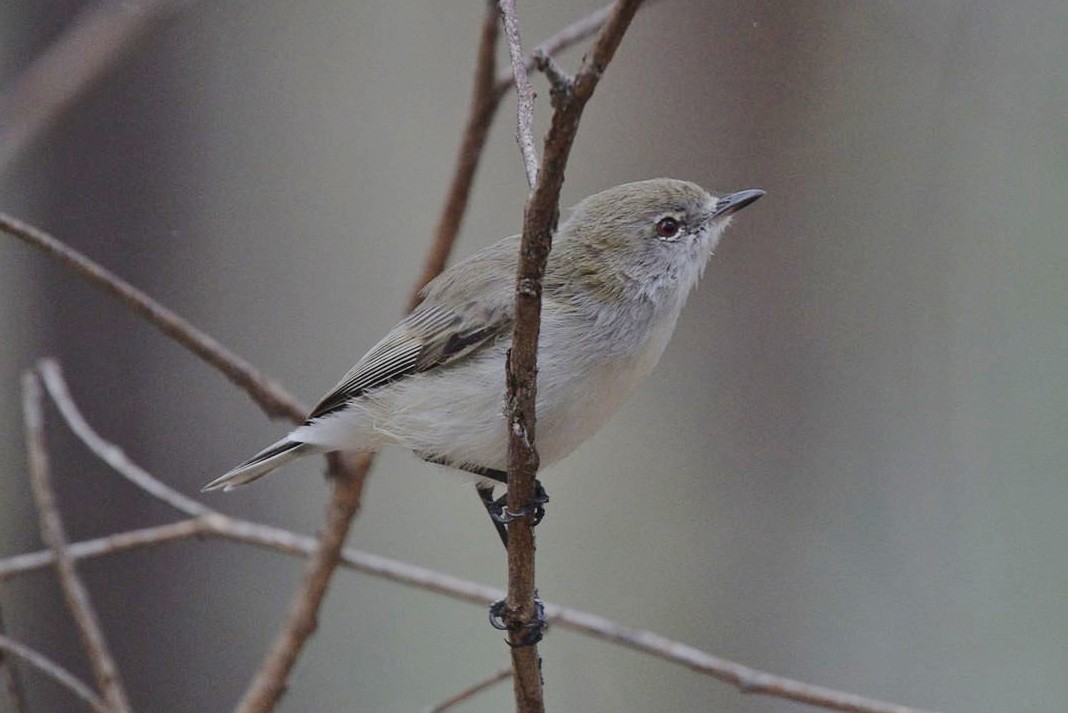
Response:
0,634,108,713
0,0,195,174
21,372,133,713
1,360,948,713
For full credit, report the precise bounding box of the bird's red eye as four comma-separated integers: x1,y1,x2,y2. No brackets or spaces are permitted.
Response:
656,217,680,238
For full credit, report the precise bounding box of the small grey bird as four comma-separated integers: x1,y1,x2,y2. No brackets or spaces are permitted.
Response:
204,179,762,495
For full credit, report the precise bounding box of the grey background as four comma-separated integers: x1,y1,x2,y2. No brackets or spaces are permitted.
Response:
2,1,1067,711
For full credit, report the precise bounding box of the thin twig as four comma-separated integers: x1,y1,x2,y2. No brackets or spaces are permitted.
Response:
500,2,647,711
414,1,623,311
425,667,513,713
497,0,540,187
410,0,502,310
37,358,208,518
0,603,28,713
0,0,194,174
493,2,616,91
0,213,304,422
0,634,110,713
21,371,133,713
0,516,947,713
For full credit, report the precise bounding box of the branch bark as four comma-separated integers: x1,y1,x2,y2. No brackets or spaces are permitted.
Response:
497,1,540,187
499,2,646,711
412,1,621,311
21,371,133,713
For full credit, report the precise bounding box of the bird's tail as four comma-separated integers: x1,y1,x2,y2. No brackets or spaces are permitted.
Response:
202,438,324,492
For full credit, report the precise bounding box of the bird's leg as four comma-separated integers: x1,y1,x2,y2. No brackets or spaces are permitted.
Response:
473,467,549,530
476,482,509,548
423,456,549,643
421,455,550,543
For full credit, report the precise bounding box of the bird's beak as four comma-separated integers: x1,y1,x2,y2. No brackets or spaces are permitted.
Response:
711,189,765,219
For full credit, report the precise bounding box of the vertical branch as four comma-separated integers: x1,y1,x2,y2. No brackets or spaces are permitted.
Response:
500,1,646,712
21,371,133,713
497,0,540,187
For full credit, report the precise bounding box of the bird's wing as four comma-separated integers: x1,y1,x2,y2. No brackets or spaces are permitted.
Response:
306,237,519,420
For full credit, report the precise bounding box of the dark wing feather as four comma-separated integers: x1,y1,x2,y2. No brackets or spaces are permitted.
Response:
307,302,511,420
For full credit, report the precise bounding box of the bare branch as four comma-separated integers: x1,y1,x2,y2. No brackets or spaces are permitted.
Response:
497,0,540,187
0,213,305,422
21,371,132,713
499,1,646,710
233,452,370,713
415,1,627,311
493,3,615,93
0,520,208,580
0,604,28,713
37,358,209,518
410,1,502,310
0,515,947,713
0,634,110,713
425,667,512,713
0,0,194,174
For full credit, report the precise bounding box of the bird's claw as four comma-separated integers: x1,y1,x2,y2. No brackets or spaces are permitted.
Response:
488,480,550,525
488,593,547,647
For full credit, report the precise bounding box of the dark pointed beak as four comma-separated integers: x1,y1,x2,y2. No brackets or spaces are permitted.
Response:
711,189,765,219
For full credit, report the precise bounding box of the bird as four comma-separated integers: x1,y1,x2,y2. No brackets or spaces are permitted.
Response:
203,179,763,511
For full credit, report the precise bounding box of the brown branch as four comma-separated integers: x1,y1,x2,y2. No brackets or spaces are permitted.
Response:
497,0,540,187
413,1,623,311
0,603,28,713
0,213,305,422
426,667,513,713
493,3,616,92
0,517,948,713
0,634,110,713
410,1,502,310
234,452,370,713
499,2,646,711
0,0,193,174
21,371,133,713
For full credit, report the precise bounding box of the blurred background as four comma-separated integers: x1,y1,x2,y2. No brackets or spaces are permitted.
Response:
2,1,1067,711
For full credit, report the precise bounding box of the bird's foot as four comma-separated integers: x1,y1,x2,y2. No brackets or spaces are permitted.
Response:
488,591,547,647
488,479,550,526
